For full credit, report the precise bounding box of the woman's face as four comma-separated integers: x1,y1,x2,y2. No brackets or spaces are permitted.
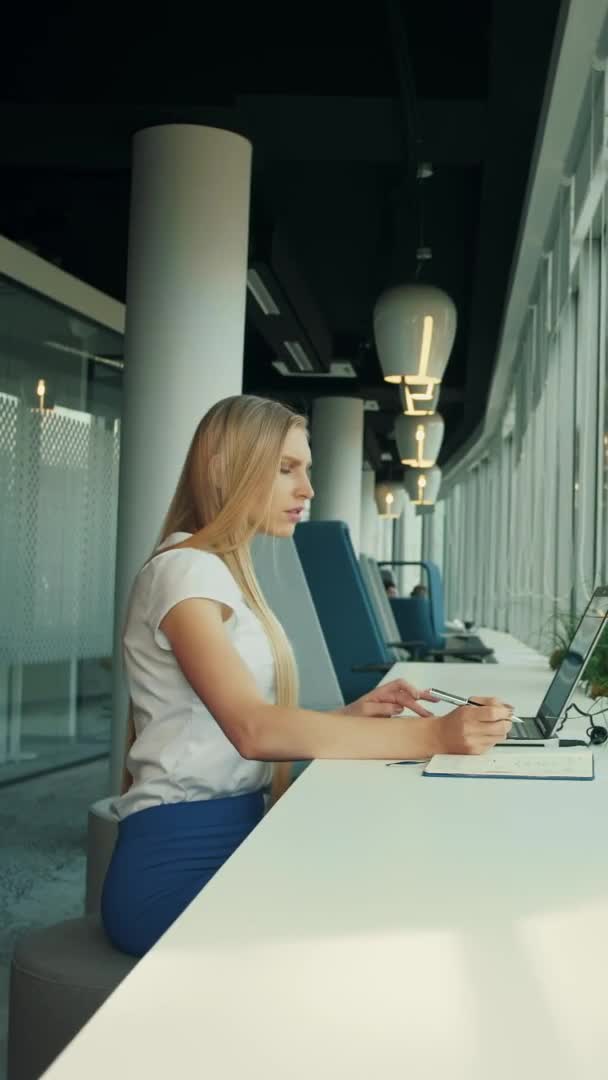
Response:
264,426,314,537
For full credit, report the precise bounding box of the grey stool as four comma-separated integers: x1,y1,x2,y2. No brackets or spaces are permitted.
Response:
8,915,137,1080
85,797,119,915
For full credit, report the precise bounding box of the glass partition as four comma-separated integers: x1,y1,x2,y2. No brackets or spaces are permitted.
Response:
0,274,123,783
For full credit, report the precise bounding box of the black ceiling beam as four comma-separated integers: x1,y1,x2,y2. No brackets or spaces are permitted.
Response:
241,97,486,165
0,98,486,170
247,220,333,373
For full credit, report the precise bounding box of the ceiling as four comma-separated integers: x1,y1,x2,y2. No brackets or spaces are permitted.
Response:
0,0,564,475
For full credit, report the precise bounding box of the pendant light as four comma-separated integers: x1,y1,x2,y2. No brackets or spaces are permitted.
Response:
401,381,440,416
374,482,405,519
395,413,444,467
373,284,457,407
403,466,442,506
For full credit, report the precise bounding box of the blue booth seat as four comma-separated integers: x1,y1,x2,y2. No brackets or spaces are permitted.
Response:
252,534,343,711
381,560,494,661
390,595,438,655
294,521,407,702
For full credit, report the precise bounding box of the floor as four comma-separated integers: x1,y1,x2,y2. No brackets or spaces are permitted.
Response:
1,696,111,786
0,758,108,1080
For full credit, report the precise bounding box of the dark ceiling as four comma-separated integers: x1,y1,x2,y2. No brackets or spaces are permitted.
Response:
1,0,563,474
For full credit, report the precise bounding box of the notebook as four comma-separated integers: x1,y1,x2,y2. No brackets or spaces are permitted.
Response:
423,749,594,781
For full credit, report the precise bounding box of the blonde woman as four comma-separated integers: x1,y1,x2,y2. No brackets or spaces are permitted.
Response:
101,395,511,956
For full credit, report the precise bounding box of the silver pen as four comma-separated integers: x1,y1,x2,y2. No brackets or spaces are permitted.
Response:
429,687,524,725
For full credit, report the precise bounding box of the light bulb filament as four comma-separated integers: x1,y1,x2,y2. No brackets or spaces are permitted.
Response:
415,425,426,465
418,316,434,378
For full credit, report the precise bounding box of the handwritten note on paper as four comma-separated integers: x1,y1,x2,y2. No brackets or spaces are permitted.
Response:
423,749,594,780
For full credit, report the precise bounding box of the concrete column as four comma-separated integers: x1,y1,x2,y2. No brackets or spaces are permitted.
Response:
421,511,434,562
110,124,252,792
379,519,393,565
360,469,379,556
432,501,445,571
393,512,405,593
310,397,364,552
398,498,423,595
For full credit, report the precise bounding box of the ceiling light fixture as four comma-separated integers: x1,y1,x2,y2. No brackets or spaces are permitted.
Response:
272,360,356,379
395,413,445,467
380,6,453,422
404,465,442,507
416,162,434,180
375,481,405,519
373,284,457,397
283,340,315,372
246,268,280,316
33,378,54,414
401,382,440,416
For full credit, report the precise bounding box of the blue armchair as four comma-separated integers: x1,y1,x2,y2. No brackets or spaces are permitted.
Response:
295,522,415,701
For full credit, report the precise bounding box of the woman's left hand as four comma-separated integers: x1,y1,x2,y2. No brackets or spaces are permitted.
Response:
338,679,438,719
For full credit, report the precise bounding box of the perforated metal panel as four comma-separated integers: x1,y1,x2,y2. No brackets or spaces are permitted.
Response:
0,394,20,666
80,418,121,658
0,401,120,665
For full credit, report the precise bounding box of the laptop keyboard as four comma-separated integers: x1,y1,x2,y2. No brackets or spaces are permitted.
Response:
509,718,539,739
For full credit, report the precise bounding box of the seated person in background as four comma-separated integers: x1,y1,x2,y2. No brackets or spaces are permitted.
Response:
381,569,399,598
101,394,512,957
411,583,428,598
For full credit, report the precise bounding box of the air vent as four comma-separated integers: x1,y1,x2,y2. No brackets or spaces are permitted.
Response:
246,269,280,316
283,340,315,372
247,220,333,374
272,360,357,378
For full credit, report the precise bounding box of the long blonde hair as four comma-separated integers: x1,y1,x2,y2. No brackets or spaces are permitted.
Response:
121,395,306,800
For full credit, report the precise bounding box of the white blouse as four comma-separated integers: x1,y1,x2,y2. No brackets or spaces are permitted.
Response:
112,532,275,820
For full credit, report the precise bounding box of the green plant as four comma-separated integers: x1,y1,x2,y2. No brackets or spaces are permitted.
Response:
582,623,608,698
541,609,608,699
547,612,581,671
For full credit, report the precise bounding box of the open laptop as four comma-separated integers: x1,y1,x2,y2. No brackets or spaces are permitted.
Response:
508,586,608,740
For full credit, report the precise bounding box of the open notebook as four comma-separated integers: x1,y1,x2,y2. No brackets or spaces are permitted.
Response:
423,749,594,781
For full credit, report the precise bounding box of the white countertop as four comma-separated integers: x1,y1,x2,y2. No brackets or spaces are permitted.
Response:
43,645,608,1080
474,626,550,667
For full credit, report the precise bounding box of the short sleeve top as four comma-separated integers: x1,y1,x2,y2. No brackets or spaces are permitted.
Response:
112,532,275,820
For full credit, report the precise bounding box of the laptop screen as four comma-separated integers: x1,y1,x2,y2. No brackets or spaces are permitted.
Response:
537,588,608,736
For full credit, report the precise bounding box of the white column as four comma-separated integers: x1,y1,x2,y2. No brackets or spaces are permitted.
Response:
432,500,446,573
379,519,393,565
393,512,405,593
110,124,252,792
395,503,408,593
360,469,379,556
421,512,433,562
310,397,364,552
399,498,423,594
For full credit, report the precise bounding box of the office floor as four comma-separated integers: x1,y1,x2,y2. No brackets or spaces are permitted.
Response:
0,758,108,1080
0,696,111,786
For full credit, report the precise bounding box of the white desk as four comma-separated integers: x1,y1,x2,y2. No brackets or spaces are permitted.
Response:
475,626,550,667
44,659,608,1080
396,656,554,708
390,656,594,740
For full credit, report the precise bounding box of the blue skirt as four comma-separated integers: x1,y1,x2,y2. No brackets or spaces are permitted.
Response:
101,791,264,957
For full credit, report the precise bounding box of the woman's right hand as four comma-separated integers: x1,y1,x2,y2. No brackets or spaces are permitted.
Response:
433,696,512,755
